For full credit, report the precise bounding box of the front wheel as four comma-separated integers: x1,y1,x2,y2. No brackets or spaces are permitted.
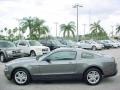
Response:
30,51,36,57
84,68,102,85
13,69,31,85
0,53,6,62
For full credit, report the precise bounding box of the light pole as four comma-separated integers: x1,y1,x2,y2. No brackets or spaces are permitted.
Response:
73,3,83,42
54,22,58,37
83,24,86,39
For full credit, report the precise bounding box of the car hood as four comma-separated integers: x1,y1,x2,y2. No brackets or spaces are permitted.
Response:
30,46,49,49
1,47,20,50
6,57,36,66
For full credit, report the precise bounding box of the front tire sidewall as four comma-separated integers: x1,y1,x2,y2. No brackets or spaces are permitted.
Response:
13,69,31,85
84,68,102,85
30,51,36,57
0,53,5,62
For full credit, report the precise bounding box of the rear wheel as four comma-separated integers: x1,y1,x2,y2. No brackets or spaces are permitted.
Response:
84,68,102,85
30,51,36,57
13,69,31,85
0,53,6,62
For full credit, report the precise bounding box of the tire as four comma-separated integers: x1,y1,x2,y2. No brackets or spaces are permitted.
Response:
30,51,36,57
0,53,6,62
83,68,102,85
13,69,31,85
92,46,96,51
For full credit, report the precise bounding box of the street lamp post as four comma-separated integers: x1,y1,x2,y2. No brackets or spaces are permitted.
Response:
55,22,58,37
73,3,83,42
83,24,86,39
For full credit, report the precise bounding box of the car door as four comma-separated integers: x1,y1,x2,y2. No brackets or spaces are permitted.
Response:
79,41,89,48
17,41,30,54
38,51,77,78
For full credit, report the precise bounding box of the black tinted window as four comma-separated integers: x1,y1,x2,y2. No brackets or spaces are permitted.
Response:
19,41,27,46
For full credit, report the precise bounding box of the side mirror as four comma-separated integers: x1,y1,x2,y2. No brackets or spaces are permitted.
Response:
46,58,51,63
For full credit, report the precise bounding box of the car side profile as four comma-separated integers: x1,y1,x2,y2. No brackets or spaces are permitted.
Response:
40,39,66,50
4,48,117,85
15,40,50,56
77,40,103,50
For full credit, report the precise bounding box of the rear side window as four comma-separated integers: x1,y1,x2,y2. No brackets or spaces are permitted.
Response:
81,52,94,59
18,41,27,46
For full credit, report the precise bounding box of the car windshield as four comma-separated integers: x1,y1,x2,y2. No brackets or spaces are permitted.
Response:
66,40,75,45
29,40,42,46
52,39,63,46
0,41,16,48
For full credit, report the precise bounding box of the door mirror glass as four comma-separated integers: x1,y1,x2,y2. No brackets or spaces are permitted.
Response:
44,58,51,63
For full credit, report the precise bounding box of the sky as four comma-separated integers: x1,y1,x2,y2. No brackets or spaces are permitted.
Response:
0,0,120,36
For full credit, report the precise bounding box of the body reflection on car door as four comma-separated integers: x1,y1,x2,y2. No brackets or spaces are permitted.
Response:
38,51,78,79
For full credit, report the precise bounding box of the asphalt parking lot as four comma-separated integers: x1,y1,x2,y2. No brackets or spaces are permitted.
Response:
0,48,120,90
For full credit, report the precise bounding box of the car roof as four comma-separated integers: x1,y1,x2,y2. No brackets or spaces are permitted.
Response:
53,47,85,52
0,40,12,43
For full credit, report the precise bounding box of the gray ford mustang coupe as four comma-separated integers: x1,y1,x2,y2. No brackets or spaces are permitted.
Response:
4,48,117,85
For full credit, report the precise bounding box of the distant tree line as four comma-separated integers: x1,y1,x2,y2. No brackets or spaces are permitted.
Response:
1,16,120,41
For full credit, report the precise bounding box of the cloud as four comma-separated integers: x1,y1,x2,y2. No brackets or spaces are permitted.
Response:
0,0,120,36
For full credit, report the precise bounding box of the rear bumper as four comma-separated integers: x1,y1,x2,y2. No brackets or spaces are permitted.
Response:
104,69,118,78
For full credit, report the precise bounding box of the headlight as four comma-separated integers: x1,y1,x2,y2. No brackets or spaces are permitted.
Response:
4,65,8,71
6,50,12,54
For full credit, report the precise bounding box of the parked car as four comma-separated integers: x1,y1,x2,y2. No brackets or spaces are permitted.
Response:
77,40,103,50
97,40,112,49
15,40,50,56
111,40,120,47
101,40,119,48
40,38,66,50
0,40,23,62
4,48,117,85
57,38,80,48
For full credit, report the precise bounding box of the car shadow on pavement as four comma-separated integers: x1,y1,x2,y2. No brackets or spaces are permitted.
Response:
32,79,84,85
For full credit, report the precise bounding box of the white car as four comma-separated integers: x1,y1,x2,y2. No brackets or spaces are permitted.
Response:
77,40,103,50
111,40,120,47
15,40,50,56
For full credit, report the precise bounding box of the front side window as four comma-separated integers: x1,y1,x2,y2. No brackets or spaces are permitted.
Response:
19,41,27,46
81,52,94,59
47,51,77,61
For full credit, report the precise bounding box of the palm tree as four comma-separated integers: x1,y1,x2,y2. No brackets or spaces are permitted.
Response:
90,20,107,39
19,17,34,38
116,25,120,34
33,18,49,39
60,21,76,38
13,27,18,35
4,27,8,39
90,20,104,33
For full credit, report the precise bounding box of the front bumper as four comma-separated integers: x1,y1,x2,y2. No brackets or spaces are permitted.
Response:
4,69,11,80
6,53,23,60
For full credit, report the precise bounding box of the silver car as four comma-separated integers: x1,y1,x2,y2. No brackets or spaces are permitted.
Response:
4,48,117,85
